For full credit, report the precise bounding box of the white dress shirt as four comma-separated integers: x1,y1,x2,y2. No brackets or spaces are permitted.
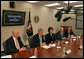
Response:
39,35,42,45
13,36,20,49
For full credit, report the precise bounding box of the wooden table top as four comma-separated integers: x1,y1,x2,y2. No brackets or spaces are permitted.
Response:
11,37,83,58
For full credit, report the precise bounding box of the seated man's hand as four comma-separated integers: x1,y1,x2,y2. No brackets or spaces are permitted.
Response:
71,35,74,37
51,41,54,44
68,35,74,38
41,43,46,46
19,47,27,51
62,37,66,39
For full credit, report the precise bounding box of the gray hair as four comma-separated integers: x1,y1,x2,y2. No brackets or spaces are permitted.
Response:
38,28,43,33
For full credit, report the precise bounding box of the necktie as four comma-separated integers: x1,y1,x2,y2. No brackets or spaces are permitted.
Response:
39,36,42,45
68,31,70,36
68,31,70,38
42,36,44,41
15,39,20,49
60,32,63,37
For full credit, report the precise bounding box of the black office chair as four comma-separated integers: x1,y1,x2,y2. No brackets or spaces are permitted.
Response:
28,36,33,48
1,51,7,56
2,41,7,56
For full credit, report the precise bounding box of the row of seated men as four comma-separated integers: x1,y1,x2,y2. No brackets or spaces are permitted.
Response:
31,26,75,48
3,26,75,55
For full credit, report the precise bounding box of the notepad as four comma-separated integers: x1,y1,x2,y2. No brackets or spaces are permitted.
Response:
29,55,37,58
64,41,69,44
41,45,51,49
66,49,71,54
1,55,12,58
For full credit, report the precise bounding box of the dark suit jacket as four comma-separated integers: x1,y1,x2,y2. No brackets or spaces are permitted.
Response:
5,36,24,55
55,31,64,40
26,29,33,37
64,30,75,37
31,34,45,48
45,33,56,44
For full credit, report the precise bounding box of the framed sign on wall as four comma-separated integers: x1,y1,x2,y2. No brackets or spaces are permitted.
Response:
76,13,83,29
2,10,26,26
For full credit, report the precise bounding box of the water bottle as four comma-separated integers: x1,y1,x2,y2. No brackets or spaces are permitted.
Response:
62,47,66,58
57,41,60,47
34,48,38,58
57,41,61,49
78,33,81,39
76,35,78,40
79,38,83,49
70,38,72,43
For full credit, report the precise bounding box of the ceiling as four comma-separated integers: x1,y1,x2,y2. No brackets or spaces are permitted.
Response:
27,1,83,11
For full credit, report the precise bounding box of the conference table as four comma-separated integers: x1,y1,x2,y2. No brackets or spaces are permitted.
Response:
11,35,83,58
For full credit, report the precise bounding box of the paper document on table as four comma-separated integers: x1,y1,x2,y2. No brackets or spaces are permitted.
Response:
57,46,61,48
41,45,51,49
29,55,37,58
72,36,76,38
1,55,12,58
79,45,83,49
73,39,76,41
49,44,56,47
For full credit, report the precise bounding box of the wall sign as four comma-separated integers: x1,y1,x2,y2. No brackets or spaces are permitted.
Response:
2,10,26,26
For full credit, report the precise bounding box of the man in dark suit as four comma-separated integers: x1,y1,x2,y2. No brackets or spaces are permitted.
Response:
31,29,46,48
64,26,75,38
45,27,56,44
55,27,64,41
5,30,27,55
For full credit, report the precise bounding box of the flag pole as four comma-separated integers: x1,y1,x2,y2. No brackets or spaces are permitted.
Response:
23,8,31,45
29,7,31,12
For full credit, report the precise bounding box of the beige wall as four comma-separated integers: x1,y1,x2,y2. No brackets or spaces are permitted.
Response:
1,1,83,51
1,1,62,51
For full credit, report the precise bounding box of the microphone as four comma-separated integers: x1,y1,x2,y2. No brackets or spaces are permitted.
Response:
63,17,71,22
63,6,72,14
55,10,62,18
57,15,62,22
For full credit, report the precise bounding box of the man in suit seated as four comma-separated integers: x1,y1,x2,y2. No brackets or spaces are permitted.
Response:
55,27,64,41
64,26,75,38
45,27,56,44
5,30,27,55
31,28,46,48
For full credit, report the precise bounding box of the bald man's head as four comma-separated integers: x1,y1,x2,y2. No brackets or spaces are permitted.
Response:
12,30,19,38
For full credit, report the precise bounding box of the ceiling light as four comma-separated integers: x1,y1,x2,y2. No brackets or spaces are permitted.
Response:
57,7,64,9
71,10,74,11
64,1,79,4
44,3,60,7
26,1,39,3
74,4,83,7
